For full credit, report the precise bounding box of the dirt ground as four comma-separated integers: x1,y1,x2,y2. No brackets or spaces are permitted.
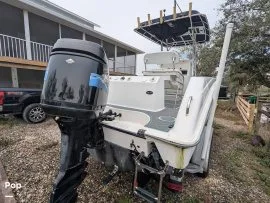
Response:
0,101,269,203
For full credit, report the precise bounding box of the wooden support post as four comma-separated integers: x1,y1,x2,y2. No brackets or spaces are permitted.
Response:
147,14,151,25
173,6,176,20
137,17,140,28
189,2,192,17
253,95,261,135
248,104,256,134
11,67,19,88
160,10,163,24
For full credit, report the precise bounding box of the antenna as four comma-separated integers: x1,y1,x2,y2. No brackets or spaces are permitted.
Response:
174,0,182,13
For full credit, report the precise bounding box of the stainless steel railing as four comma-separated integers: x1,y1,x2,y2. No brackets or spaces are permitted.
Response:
0,34,53,62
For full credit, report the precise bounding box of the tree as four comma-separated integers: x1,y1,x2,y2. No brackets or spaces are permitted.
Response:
198,0,270,90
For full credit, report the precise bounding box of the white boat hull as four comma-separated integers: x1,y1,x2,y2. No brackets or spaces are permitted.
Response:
92,76,217,172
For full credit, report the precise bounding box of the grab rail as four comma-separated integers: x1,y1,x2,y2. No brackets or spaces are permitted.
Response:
186,96,193,115
201,78,215,94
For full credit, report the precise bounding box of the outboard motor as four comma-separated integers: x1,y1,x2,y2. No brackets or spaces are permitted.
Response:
41,39,109,203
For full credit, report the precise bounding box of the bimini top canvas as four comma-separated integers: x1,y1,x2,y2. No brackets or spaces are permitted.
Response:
134,10,210,47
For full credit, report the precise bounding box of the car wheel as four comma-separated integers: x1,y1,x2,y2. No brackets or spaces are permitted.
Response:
22,103,46,124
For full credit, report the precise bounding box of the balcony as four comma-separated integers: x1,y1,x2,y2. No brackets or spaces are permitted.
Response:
0,34,136,75
0,34,52,63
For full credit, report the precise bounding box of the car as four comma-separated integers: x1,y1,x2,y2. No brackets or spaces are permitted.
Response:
0,88,46,124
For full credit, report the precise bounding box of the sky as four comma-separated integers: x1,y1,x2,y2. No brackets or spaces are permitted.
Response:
50,0,224,73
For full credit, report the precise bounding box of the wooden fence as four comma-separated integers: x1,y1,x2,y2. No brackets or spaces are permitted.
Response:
236,96,256,133
258,96,270,103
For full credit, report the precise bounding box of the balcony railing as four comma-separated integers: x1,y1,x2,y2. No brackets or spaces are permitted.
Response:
0,34,53,62
0,34,136,74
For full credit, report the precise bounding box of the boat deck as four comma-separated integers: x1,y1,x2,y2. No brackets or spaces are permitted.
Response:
108,103,180,132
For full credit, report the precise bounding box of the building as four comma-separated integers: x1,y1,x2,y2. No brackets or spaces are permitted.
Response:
0,0,143,88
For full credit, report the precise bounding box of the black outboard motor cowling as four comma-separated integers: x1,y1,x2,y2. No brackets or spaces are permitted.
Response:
41,38,108,118
41,39,109,203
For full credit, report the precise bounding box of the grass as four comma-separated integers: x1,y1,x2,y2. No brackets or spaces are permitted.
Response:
213,122,224,130
252,147,270,168
222,132,270,190
0,137,16,147
217,100,235,111
220,145,252,184
257,171,270,185
256,170,270,195
116,198,132,203
234,131,249,139
251,146,270,195
0,116,20,127
0,117,23,149
0,137,23,148
181,196,202,203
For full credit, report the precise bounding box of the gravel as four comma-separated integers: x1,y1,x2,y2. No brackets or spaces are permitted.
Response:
0,105,269,203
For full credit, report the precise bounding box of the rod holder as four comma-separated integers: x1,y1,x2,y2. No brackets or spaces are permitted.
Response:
160,10,163,24
148,14,151,25
189,2,192,17
137,17,140,28
173,6,176,20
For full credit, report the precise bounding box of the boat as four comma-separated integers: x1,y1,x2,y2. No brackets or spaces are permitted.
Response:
41,2,234,203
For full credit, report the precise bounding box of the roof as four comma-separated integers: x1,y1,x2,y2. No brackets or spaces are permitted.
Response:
5,0,99,29
134,10,210,47
3,0,144,54
87,28,144,54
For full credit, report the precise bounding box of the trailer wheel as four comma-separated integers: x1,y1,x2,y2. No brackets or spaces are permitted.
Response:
22,103,46,124
197,165,209,178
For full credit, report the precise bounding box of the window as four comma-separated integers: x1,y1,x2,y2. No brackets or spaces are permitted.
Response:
125,51,136,74
29,13,59,45
17,69,45,88
61,25,82,39
103,41,115,71
0,67,12,87
181,70,187,75
115,47,126,73
0,1,24,38
86,34,101,45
